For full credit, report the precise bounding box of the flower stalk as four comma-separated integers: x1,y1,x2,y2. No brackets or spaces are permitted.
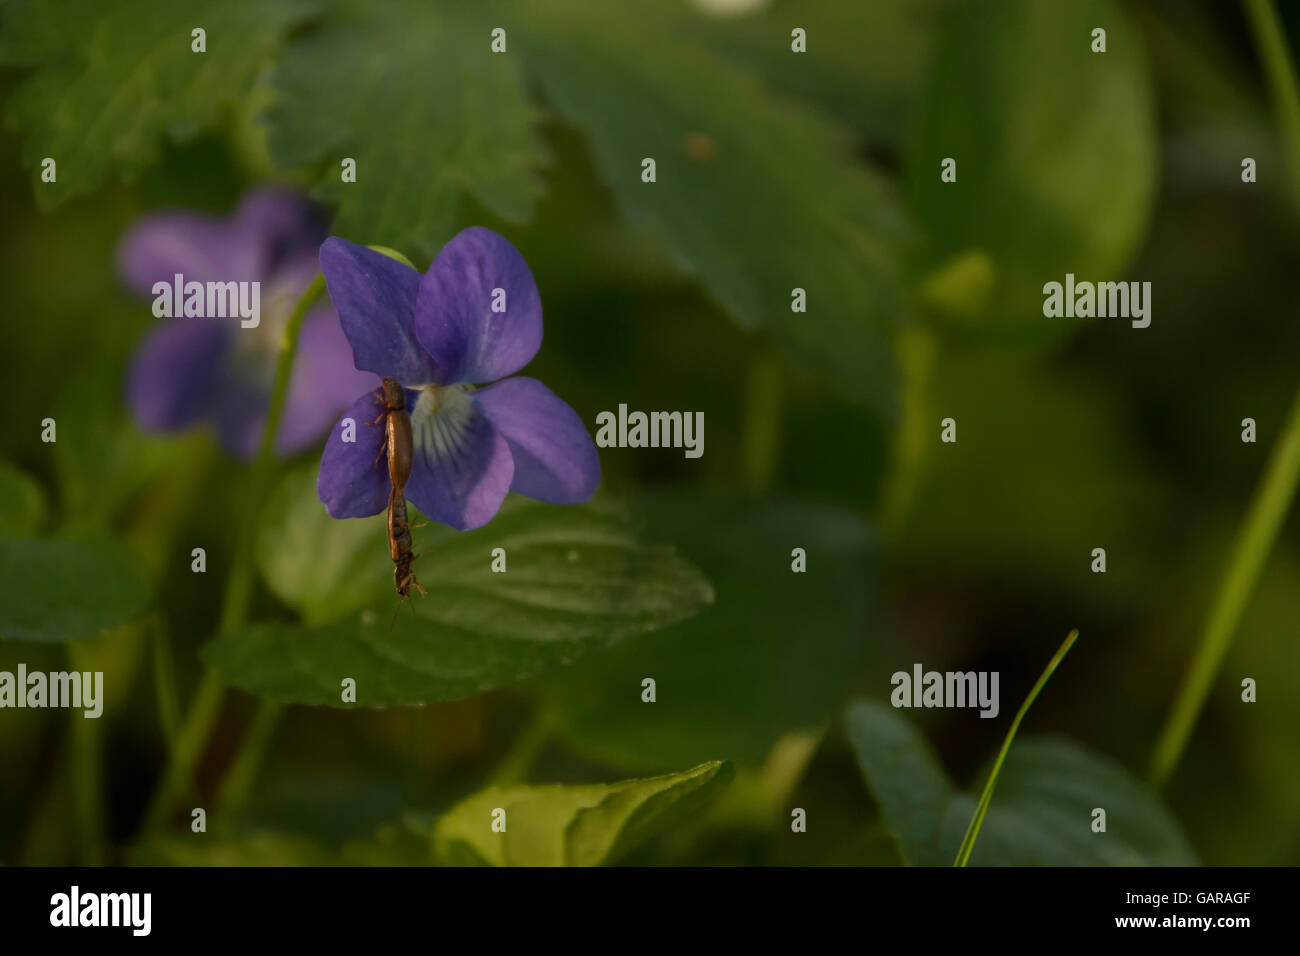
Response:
138,275,324,835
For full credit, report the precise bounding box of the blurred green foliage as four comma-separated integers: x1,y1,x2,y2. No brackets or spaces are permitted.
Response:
0,0,1298,866
0,0,314,206
906,0,1156,332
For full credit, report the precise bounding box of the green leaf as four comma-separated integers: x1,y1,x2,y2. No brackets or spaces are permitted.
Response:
905,0,1156,329
515,2,906,415
0,538,152,642
434,760,732,866
213,490,714,706
844,700,955,867
547,494,877,770
0,0,314,207
0,463,46,537
845,700,1196,865
268,0,546,257
693,0,945,150
254,463,390,626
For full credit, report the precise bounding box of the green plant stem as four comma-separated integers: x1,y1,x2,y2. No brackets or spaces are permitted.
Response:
1147,0,1300,790
882,325,935,537
1150,384,1300,788
214,699,284,816
490,712,552,786
139,673,223,834
220,275,326,634
137,274,324,836
955,630,1078,867
151,612,181,752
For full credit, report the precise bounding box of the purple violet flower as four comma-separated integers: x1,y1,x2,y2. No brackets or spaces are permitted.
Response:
120,187,377,458
316,227,600,531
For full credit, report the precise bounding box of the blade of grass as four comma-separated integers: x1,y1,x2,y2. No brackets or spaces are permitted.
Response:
1149,383,1300,788
1244,0,1300,207
954,629,1079,867
1148,0,1300,790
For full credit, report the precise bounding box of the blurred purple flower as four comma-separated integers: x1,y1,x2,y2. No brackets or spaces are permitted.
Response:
119,187,377,458
317,227,600,531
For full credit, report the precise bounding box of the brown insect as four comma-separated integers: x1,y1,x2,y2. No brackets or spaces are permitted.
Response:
387,485,425,599
364,377,410,488
368,377,425,599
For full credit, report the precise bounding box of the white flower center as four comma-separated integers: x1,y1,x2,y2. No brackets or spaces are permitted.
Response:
409,385,476,469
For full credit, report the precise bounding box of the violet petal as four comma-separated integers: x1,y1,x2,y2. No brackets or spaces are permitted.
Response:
126,320,230,433
414,227,542,386
232,187,328,276
319,237,439,383
117,212,262,296
279,305,383,455
404,386,514,530
317,389,392,518
473,377,600,504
